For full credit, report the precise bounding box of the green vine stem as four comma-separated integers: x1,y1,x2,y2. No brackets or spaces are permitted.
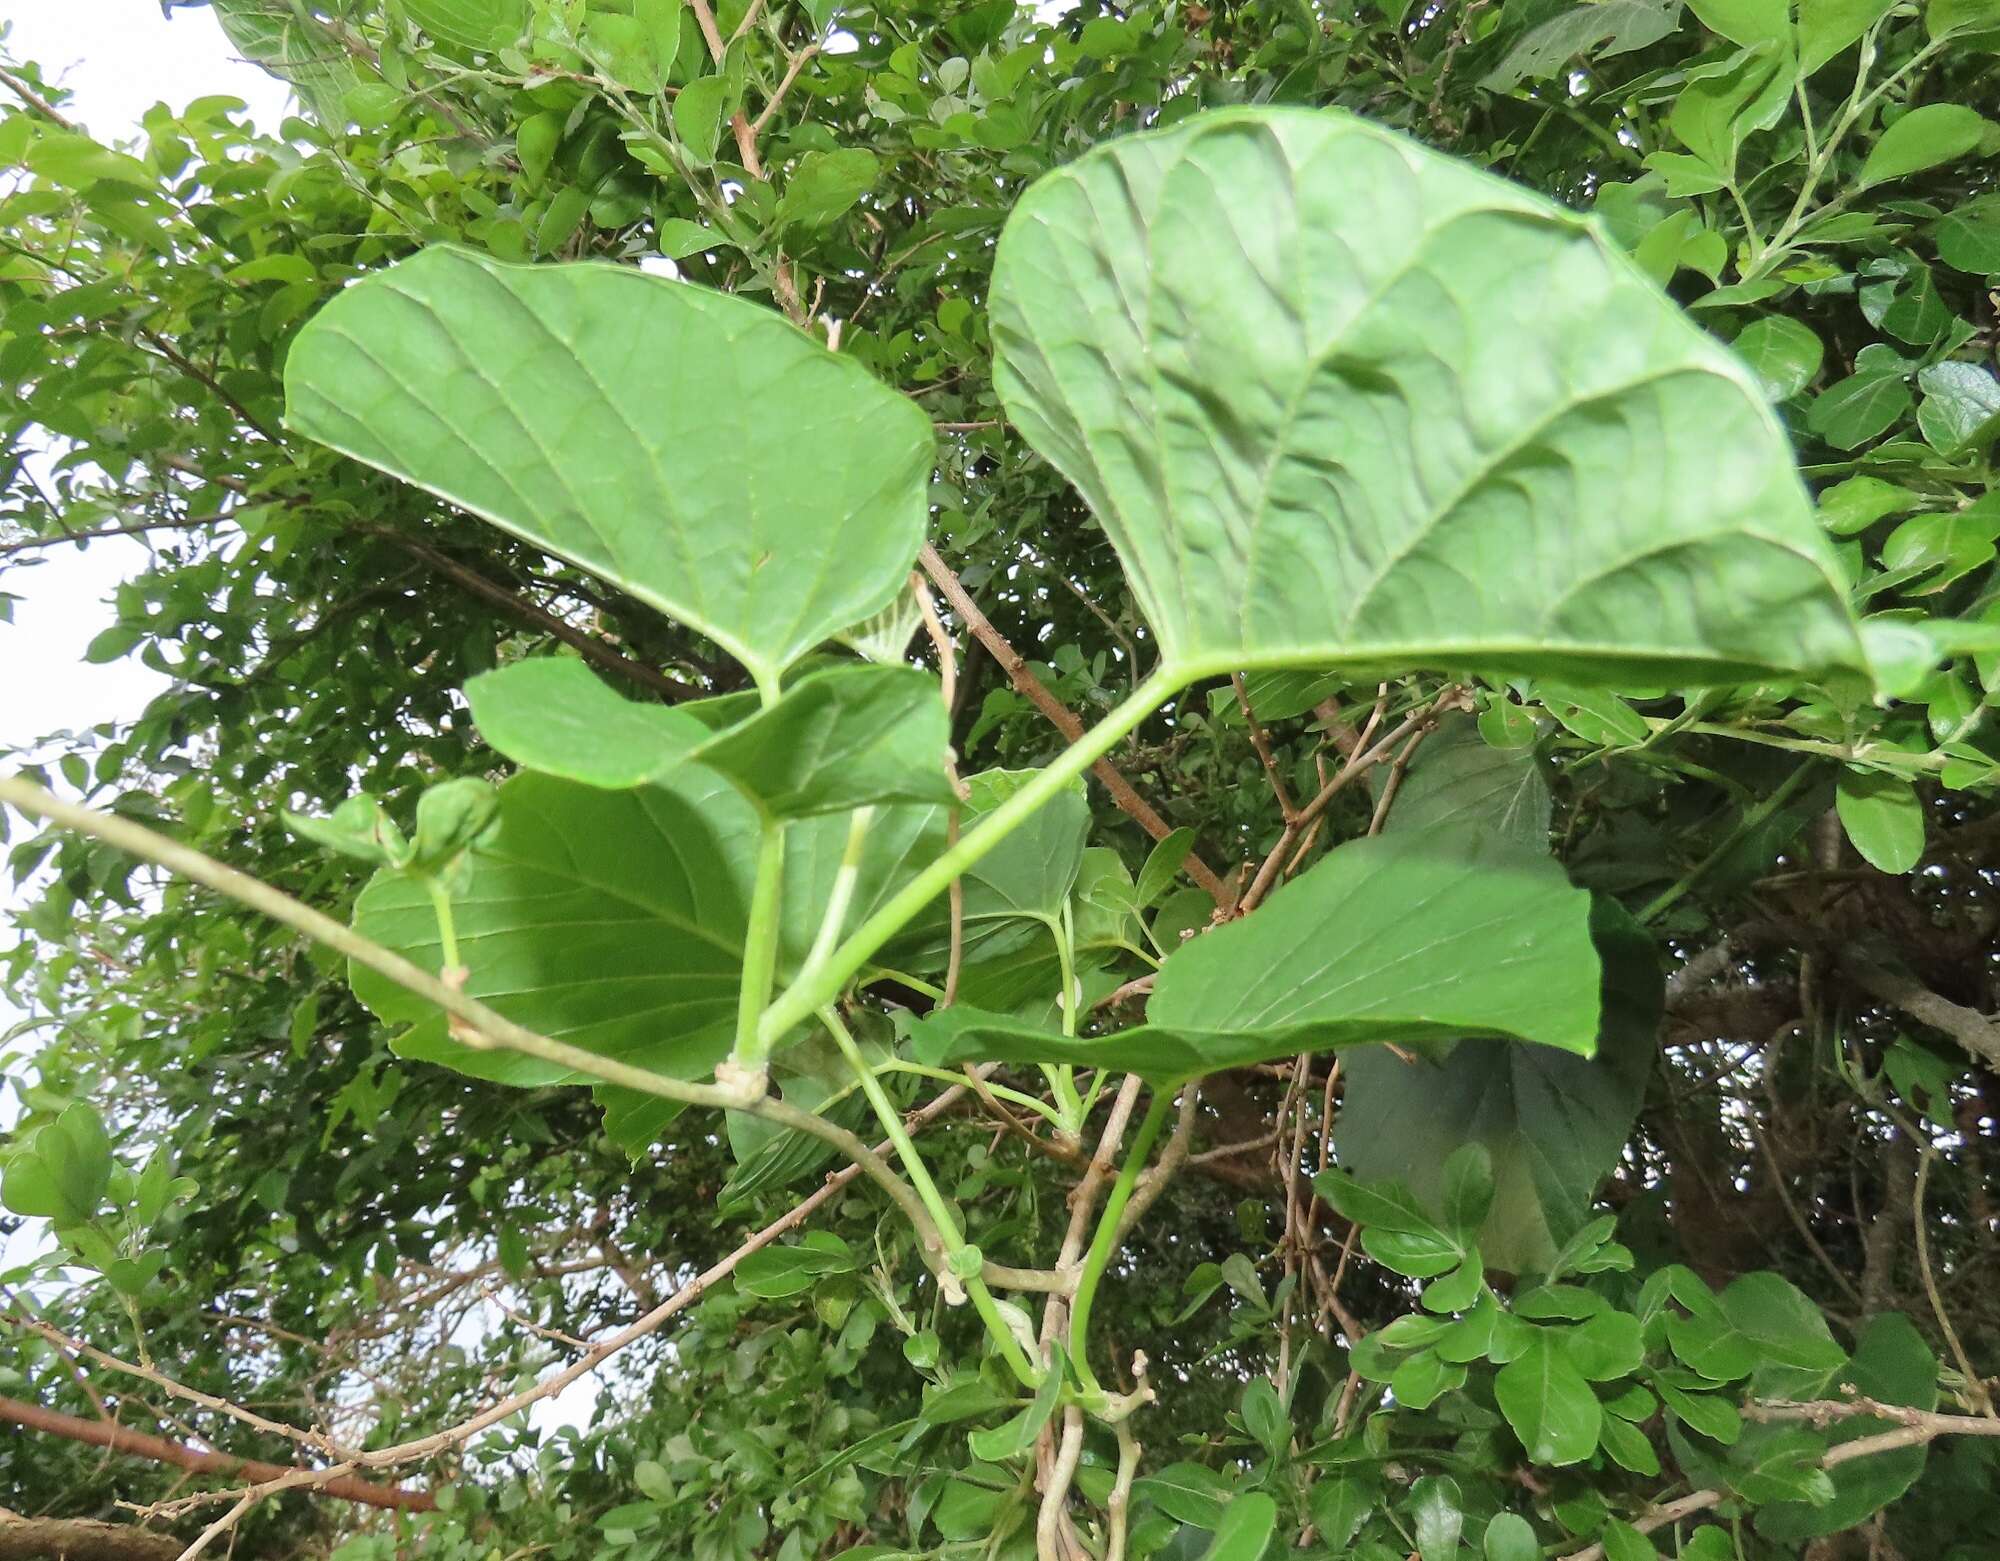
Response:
730,818,788,1073
1068,1089,1173,1401
819,1005,1044,1389
759,667,1175,1047
876,1061,1068,1131
1639,760,1821,924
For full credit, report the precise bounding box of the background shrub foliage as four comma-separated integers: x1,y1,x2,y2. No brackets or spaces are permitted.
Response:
2,2,2000,1558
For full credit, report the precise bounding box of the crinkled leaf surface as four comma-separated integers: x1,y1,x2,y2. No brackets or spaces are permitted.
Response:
989,108,1863,687
285,246,933,686
915,830,1600,1082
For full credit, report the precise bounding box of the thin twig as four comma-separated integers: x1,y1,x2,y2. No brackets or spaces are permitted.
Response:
751,45,819,135
8,1317,342,1458
916,543,1230,906
1233,673,1295,819
0,513,238,558
1753,1128,1864,1311
175,1487,260,1561
0,65,75,127
911,570,969,1004
0,1396,432,1512
0,778,1059,1297
1558,1397,2000,1560
1914,1143,1995,1417
1037,1406,1088,1560
1237,687,1468,915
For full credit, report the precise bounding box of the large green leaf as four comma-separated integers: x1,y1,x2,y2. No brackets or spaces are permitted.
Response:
989,108,1863,689
1334,899,1660,1273
957,768,1092,926
466,659,709,788
1755,1313,1938,1541
693,664,958,818
915,830,1600,1082
285,246,933,687
349,769,945,1091
406,0,527,49
211,0,362,127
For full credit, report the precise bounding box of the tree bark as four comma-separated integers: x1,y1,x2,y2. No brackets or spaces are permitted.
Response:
0,1510,181,1561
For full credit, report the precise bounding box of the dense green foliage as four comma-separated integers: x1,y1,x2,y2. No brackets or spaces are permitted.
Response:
3,3,2000,1560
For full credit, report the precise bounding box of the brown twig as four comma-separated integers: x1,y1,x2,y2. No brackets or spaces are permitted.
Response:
0,513,239,558
0,1510,179,1561
1557,1398,2000,1560
1845,955,2000,1071
751,44,820,136
1236,687,1468,915
916,543,1230,906
383,533,701,703
1233,673,1296,820
8,1316,342,1459
0,65,75,128
1365,726,1430,835
684,0,802,315
136,330,282,445
1117,1085,1200,1241
1035,1077,1147,1542
151,455,697,703
0,1396,434,1512
1913,1142,1995,1417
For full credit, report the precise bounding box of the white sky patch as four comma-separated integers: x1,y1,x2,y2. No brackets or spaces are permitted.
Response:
0,6,282,1273
0,10,631,1436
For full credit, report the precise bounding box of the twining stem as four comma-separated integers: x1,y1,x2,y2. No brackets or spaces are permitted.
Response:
0,779,921,1226
732,818,787,1069
760,667,1176,1047
878,1061,1067,1130
1641,717,1951,773
819,1006,1043,1389
1068,1090,1173,1398
1054,903,1080,1039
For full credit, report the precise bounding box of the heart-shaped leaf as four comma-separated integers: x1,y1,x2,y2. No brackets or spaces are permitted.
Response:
914,830,1600,1081
990,108,1863,689
1335,899,1661,1273
286,246,933,689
